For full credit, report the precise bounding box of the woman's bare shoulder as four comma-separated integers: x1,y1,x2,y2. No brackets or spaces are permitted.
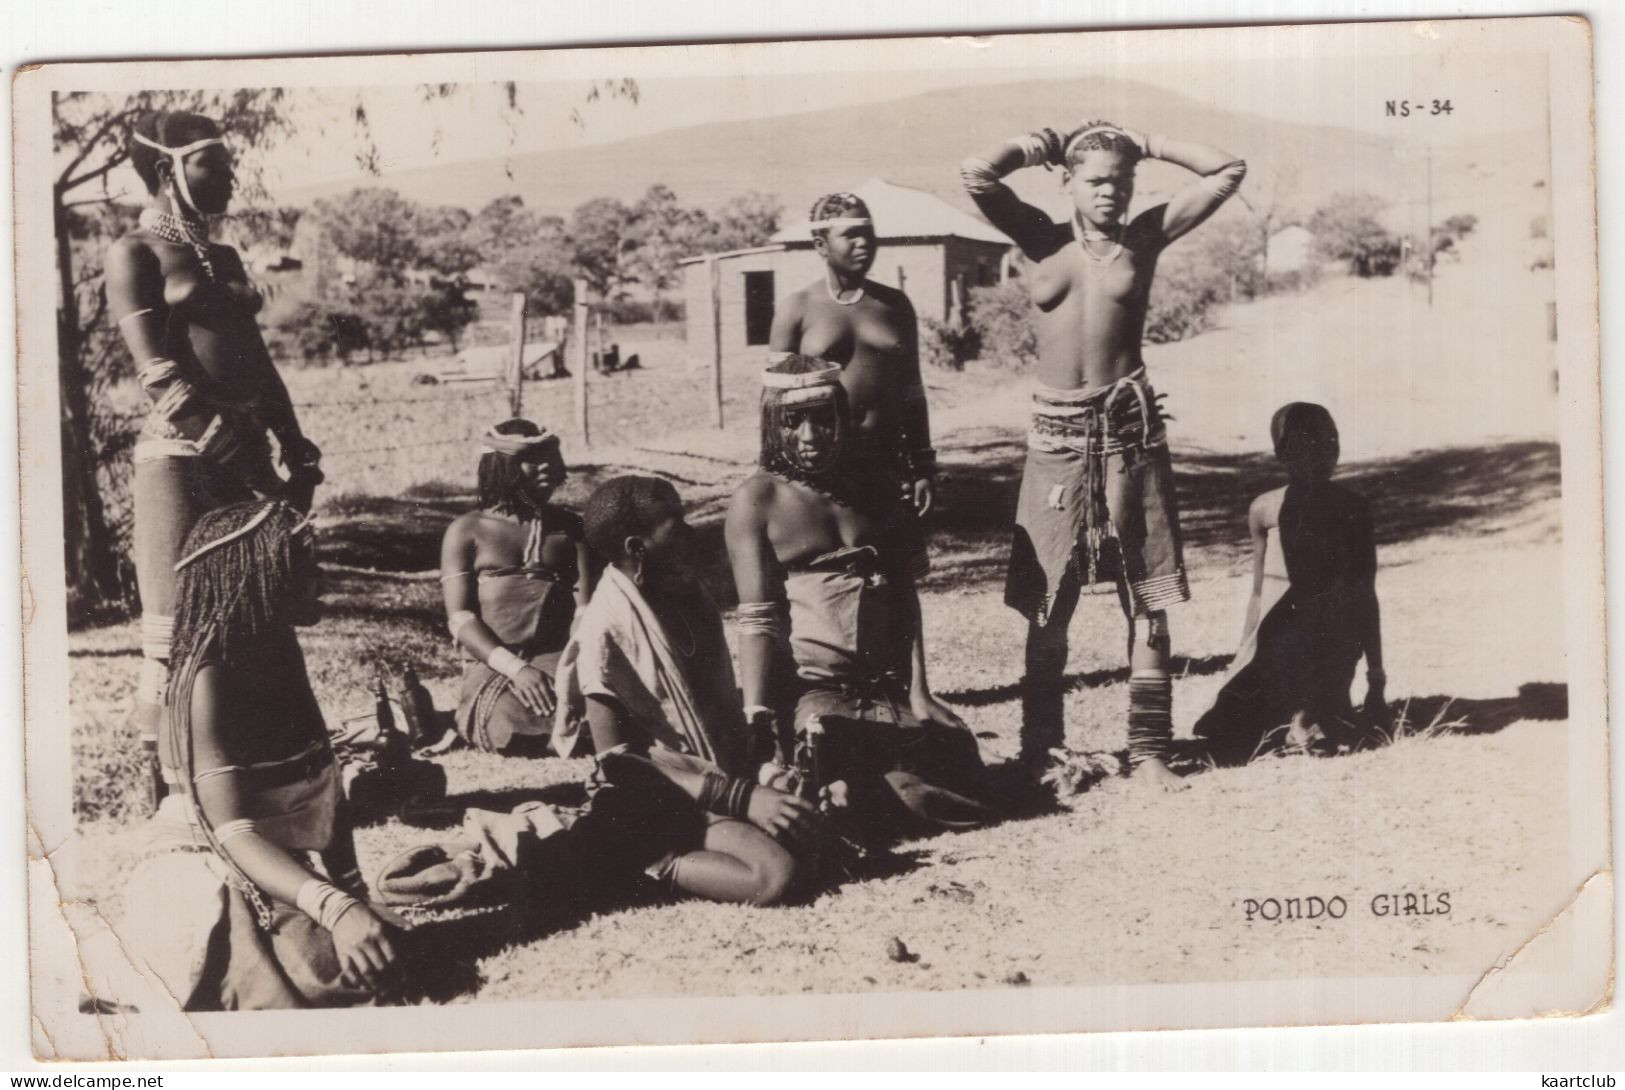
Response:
1250,486,1287,525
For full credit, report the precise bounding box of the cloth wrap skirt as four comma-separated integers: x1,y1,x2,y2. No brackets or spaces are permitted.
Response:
1005,369,1190,626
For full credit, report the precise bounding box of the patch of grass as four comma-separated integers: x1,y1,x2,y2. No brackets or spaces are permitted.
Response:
1377,699,1470,748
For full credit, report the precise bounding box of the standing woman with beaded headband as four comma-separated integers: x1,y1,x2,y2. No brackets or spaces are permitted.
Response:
120,501,403,1010
440,419,592,754
960,119,1245,789
770,193,938,519
767,196,961,732
104,110,323,811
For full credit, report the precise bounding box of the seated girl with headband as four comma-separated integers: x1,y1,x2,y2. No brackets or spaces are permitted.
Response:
440,419,593,755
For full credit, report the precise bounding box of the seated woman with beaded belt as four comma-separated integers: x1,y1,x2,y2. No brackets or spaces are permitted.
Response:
440,420,592,755
104,110,322,812
120,500,403,1010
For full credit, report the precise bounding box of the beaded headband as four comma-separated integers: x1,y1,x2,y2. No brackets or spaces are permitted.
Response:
133,130,227,214
1064,124,1136,165
778,386,840,407
481,425,560,458
761,355,843,389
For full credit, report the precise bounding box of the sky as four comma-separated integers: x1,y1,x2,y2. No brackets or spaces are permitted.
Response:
70,40,1550,208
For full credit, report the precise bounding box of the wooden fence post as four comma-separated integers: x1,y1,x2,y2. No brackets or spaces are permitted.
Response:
574,279,590,448
709,256,724,429
506,291,526,417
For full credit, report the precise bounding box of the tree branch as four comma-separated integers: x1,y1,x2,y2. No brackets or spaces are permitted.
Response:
61,152,130,197
62,196,123,209
57,110,132,190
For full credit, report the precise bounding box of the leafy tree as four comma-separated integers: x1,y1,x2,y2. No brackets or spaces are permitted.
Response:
707,191,782,252
568,196,637,298
473,196,574,316
625,184,709,314
1308,191,1403,277
311,187,423,275
417,204,479,280
51,80,637,614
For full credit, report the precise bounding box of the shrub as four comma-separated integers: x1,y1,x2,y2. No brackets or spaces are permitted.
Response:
1144,254,1226,344
1308,192,1404,277
966,280,1039,369
278,299,370,363
599,296,685,324
919,316,979,371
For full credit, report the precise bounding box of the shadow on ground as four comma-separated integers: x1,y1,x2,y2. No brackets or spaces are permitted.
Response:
922,435,1559,595
941,654,1233,708
1161,681,1569,774
1396,682,1568,736
308,435,1556,614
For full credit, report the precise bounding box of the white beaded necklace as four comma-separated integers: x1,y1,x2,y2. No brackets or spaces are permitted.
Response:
1071,214,1125,277
825,271,865,306
140,205,216,281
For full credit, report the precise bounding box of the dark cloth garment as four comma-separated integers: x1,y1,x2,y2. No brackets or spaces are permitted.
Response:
785,545,912,689
194,884,381,1011
574,746,728,884
1194,482,1380,765
453,537,576,754
783,546,990,838
1006,372,1190,625
796,684,992,840
456,651,563,755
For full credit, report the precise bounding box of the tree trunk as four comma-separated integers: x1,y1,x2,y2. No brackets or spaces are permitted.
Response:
54,187,123,617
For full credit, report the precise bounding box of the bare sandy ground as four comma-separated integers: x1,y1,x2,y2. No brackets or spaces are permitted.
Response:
57,258,1576,1007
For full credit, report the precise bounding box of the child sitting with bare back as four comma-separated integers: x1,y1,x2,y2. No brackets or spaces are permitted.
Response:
1194,403,1390,764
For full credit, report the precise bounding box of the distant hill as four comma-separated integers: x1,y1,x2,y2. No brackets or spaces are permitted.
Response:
281,75,1544,231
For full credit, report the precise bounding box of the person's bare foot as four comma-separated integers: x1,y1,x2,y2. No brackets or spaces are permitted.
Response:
1134,756,1189,792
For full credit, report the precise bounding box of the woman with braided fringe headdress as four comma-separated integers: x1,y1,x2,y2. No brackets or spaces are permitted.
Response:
121,500,402,1010
726,355,992,844
105,110,323,813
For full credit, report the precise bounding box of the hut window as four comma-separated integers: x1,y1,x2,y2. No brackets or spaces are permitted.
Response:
744,271,775,346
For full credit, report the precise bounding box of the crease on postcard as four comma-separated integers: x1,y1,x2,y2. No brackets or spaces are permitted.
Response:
28,816,215,1061
1453,871,1613,1021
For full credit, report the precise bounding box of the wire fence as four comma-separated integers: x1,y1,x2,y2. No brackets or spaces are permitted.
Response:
85,318,748,613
